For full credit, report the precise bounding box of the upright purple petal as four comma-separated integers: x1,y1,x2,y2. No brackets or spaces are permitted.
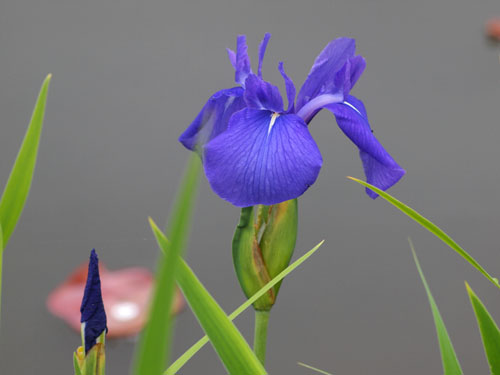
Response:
347,56,366,91
235,35,252,86
204,108,323,207
296,38,356,112
278,62,296,113
258,33,271,77
334,55,366,98
325,96,405,198
81,249,107,353
179,87,246,152
226,48,237,69
244,74,284,113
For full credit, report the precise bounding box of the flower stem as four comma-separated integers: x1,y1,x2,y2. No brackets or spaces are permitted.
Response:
253,310,271,365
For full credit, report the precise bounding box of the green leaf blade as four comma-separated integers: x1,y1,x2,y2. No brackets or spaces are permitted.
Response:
410,240,462,375
0,74,51,247
348,177,500,289
132,155,201,375
164,238,324,374
149,218,266,375
0,224,3,317
297,362,333,375
466,283,500,375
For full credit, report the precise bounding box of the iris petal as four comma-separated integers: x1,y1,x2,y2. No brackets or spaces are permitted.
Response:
226,48,237,70
334,55,366,98
258,33,271,78
204,108,323,207
179,87,245,152
244,74,284,113
235,35,252,86
278,62,296,112
326,96,405,198
347,56,366,92
296,37,356,112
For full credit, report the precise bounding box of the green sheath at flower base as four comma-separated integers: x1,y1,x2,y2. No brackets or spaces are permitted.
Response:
233,206,274,311
232,199,298,311
260,199,298,296
74,331,106,375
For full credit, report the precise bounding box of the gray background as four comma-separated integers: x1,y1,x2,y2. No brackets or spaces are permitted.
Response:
1,0,500,373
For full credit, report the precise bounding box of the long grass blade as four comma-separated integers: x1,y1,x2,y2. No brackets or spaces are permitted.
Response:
149,218,266,374
0,74,51,247
132,155,201,375
297,362,333,375
410,239,462,375
163,233,325,374
347,177,500,289
0,224,3,317
466,282,500,375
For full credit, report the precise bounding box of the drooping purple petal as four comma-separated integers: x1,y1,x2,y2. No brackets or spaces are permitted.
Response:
204,108,323,207
258,33,271,78
226,48,237,70
278,62,296,113
244,74,284,113
81,249,107,353
179,87,246,152
358,151,405,198
235,35,252,86
296,38,356,112
325,96,405,198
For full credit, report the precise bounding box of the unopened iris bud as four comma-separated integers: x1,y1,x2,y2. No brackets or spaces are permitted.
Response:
74,249,107,375
232,199,298,311
259,199,297,296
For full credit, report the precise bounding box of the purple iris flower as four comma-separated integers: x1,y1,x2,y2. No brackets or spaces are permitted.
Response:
80,249,107,353
179,34,405,207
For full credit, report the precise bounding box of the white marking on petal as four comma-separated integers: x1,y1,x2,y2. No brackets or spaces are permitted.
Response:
268,112,280,136
224,96,235,111
343,101,363,117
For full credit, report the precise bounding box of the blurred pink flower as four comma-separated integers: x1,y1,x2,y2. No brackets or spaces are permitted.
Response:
486,18,500,41
47,262,184,338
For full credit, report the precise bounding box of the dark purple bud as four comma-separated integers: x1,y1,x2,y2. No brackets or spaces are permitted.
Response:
80,249,107,353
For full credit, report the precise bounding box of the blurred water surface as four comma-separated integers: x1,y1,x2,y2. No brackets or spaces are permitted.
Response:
1,0,500,373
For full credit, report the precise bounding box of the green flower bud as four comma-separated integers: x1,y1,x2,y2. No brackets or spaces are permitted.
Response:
260,199,298,296
232,199,298,311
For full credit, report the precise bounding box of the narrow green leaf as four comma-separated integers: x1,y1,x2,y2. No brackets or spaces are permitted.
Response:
164,236,325,374
0,224,3,317
73,352,83,375
82,347,97,375
297,362,333,375
347,177,500,289
466,282,500,374
410,239,462,375
132,155,201,375
0,74,51,247
149,218,266,375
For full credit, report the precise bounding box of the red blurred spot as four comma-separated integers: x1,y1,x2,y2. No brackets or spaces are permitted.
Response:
486,18,500,41
47,262,184,338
